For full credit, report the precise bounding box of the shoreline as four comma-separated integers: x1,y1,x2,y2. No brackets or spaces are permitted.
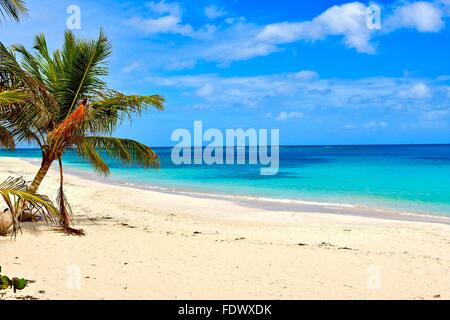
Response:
1,157,449,299
20,156,450,226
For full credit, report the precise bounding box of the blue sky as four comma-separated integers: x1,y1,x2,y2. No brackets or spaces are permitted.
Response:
1,0,450,146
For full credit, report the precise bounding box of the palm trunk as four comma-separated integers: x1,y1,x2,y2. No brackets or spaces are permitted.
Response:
15,155,54,222
28,156,54,193
57,156,71,228
56,156,84,235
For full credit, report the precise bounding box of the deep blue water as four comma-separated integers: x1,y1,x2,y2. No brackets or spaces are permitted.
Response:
2,145,450,216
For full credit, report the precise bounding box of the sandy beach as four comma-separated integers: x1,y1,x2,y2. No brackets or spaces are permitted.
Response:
1,157,449,300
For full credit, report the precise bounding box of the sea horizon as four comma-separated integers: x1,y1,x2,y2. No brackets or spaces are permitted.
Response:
6,142,450,149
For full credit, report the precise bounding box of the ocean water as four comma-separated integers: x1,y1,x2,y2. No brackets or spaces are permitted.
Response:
1,145,450,216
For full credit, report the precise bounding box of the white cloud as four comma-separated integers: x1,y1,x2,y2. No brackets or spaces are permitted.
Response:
290,70,319,81
254,1,448,57
204,5,227,20
399,83,432,99
363,121,388,128
196,83,215,97
125,1,450,66
344,121,388,129
126,15,192,35
165,59,196,70
126,0,218,39
122,62,140,74
203,41,278,65
148,0,181,16
421,109,449,121
257,2,375,54
440,0,450,15
387,1,444,32
276,111,304,121
126,1,193,36
225,16,246,25
146,71,448,115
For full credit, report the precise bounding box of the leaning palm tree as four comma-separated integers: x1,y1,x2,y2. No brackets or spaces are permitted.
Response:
0,30,164,234
0,0,27,22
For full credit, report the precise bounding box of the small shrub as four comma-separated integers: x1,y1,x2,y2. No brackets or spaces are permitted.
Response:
0,266,28,293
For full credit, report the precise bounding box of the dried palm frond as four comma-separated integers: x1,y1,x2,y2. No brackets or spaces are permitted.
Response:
0,176,59,237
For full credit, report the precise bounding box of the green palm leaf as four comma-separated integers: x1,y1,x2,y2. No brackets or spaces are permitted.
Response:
0,0,27,22
56,29,111,120
0,29,165,234
0,90,27,106
77,136,159,175
87,91,165,134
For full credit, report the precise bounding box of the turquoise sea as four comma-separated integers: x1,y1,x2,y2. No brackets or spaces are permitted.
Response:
1,145,450,217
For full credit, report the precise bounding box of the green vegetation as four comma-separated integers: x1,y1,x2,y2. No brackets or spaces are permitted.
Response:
0,0,27,22
0,266,28,293
0,29,165,234
0,177,60,236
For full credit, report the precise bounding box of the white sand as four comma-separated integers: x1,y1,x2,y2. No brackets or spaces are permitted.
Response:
1,157,449,300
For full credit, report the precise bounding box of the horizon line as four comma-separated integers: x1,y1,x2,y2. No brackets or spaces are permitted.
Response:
4,142,450,150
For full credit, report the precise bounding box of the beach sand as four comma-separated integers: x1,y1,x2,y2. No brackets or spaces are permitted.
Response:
1,157,449,300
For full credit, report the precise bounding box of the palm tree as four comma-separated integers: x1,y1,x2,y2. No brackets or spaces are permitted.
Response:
0,0,27,22
0,30,165,234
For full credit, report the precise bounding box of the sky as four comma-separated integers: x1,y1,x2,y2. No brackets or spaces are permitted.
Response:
1,0,450,146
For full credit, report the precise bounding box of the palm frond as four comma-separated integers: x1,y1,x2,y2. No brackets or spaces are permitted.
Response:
0,177,60,236
0,124,15,149
0,90,28,106
76,139,110,174
11,43,44,82
0,0,27,22
0,42,58,122
77,136,159,173
88,91,165,134
56,29,111,120
32,33,59,87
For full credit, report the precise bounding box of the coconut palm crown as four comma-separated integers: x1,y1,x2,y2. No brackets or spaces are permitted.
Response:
0,30,165,232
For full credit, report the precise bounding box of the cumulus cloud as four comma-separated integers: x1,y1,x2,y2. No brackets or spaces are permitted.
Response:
196,83,215,97
204,5,227,20
290,70,319,81
126,1,193,36
126,0,216,38
125,1,450,66
257,2,375,53
399,83,432,99
386,1,444,32
276,111,304,120
148,0,181,16
254,1,450,57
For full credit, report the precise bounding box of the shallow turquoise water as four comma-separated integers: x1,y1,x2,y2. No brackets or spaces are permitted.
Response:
2,145,450,216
